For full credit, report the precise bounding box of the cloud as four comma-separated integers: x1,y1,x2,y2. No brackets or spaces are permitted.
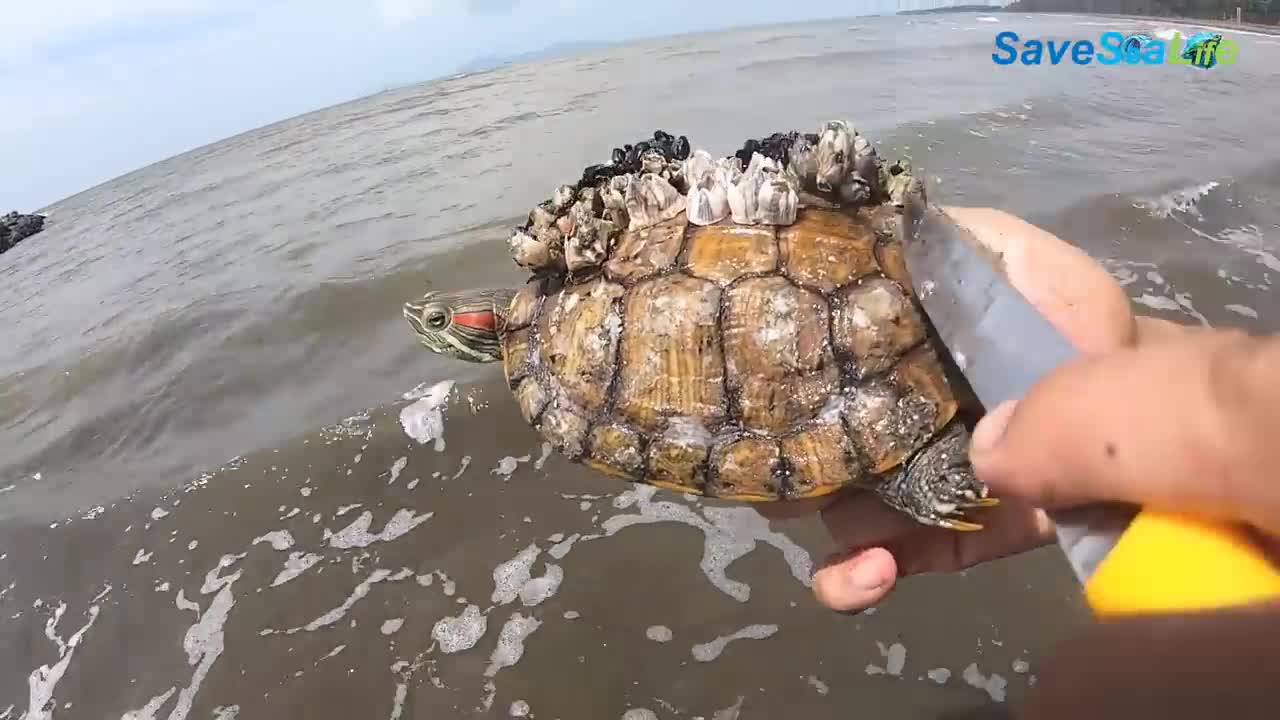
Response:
0,0,260,65
375,0,475,26
468,0,521,14
374,0,562,27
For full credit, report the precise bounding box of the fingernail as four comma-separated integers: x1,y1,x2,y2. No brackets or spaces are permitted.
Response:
848,556,890,592
970,399,1018,456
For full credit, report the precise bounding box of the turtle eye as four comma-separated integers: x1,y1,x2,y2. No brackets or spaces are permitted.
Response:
425,310,449,330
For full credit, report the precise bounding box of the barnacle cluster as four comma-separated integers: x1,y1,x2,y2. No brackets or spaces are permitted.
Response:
508,122,919,279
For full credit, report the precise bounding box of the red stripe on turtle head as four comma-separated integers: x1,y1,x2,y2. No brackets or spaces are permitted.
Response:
451,310,496,331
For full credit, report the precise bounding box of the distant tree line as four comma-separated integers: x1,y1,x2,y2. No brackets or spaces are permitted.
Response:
1005,0,1276,24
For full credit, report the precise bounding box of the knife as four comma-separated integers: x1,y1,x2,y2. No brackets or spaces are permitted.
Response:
897,196,1280,617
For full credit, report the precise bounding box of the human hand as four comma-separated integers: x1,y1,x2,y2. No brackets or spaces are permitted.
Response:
971,317,1280,541
758,206,1147,612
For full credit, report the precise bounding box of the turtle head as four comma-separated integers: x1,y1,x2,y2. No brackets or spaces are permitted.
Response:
814,120,856,193
403,288,516,364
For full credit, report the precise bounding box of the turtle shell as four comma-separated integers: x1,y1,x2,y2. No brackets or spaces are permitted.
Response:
500,203,966,502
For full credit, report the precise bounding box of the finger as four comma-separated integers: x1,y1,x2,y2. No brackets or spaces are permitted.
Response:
816,488,1053,578
812,547,900,612
941,207,1137,352
970,330,1280,536
819,491,922,550
885,501,1056,576
813,504,1055,613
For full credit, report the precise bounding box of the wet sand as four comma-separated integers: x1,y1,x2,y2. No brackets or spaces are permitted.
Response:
0,375,1083,718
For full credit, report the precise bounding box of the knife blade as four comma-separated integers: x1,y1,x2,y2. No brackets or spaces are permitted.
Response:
897,195,1280,616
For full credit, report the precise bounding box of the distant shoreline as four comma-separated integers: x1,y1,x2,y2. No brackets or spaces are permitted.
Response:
1001,8,1280,35
1088,12,1280,35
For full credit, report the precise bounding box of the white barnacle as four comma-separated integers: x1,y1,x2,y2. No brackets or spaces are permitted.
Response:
728,152,775,224
755,177,798,225
510,227,556,270
528,204,556,231
686,171,730,226
551,184,576,212
680,149,717,188
815,120,857,192
603,174,630,227
787,134,818,187
624,173,686,230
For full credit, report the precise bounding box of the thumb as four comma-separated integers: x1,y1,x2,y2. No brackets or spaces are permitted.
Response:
967,330,1280,537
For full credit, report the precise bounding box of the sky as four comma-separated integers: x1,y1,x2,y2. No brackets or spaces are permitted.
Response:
0,0,949,210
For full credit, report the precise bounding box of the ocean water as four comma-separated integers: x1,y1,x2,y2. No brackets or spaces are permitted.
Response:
1,11,1277,719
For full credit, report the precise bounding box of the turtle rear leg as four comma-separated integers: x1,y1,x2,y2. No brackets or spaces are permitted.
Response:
873,420,999,531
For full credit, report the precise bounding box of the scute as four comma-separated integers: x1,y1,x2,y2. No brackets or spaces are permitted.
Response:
722,276,838,434
586,422,645,478
514,376,549,425
540,392,591,459
644,417,713,492
778,208,880,292
832,277,927,379
501,327,535,388
709,435,783,500
539,279,625,414
867,204,912,289
615,273,726,432
680,224,778,285
842,344,957,474
506,278,545,332
779,421,861,499
605,214,687,283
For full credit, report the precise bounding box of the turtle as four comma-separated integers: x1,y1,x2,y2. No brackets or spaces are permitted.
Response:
403,120,999,531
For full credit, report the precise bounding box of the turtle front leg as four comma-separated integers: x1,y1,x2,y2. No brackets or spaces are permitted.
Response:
873,421,999,532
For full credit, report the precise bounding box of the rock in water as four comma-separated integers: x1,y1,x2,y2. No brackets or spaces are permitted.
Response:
0,210,47,254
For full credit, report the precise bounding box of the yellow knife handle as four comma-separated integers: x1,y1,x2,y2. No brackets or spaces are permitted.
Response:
1084,509,1280,616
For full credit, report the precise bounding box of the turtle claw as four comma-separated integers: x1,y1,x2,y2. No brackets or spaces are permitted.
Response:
961,496,1001,509
938,517,985,532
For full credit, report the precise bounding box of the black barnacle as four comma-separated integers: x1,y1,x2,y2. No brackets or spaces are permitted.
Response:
673,135,690,160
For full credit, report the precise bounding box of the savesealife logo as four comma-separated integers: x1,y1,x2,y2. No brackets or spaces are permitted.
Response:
992,30,1237,69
